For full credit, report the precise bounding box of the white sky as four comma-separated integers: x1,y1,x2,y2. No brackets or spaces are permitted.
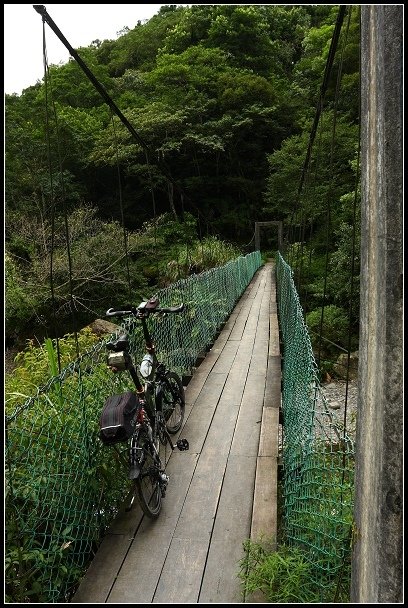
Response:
3,4,171,95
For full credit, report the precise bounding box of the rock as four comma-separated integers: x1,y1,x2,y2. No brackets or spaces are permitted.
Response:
332,351,359,379
87,319,119,336
320,378,358,439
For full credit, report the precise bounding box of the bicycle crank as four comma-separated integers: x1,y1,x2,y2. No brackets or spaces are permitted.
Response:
176,438,189,451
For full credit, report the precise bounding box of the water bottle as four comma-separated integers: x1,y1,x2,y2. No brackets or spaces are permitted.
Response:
140,353,154,379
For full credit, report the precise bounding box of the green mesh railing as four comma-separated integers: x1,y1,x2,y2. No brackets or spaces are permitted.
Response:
5,251,262,603
275,252,354,602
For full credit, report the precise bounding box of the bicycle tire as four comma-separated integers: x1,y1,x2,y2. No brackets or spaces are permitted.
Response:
134,430,162,518
160,371,185,434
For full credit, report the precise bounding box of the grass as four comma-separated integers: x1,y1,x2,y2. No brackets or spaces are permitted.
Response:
239,464,353,603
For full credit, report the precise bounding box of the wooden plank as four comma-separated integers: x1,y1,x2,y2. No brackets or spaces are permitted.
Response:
218,364,249,406
184,301,252,406
204,401,240,455
229,301,255,340
242,370,269,405
249,351,268,375
152,403,242,602
152,453,229,602
269,313,280,356
198,456,256,603
106,499,144,536
72,533,134,603
258,407,279,458
211,340,239,373
216,331,256,406
230,382,264,457
153,538,209,603
174,450,228,539
199,455,257,603
245,455,278,604
264,355,281,409
181,403,219,454
184,366,214,406
250,455,278,555
191,371,227,408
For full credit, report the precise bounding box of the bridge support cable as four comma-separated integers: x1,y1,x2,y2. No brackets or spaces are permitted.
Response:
287,5,347,274
41,14,80,364
297,6,347,199
316,6,353,371
110,109,132,297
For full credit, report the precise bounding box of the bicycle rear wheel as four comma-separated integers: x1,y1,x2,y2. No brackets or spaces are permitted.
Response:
135,431,162,518
160,371,185,434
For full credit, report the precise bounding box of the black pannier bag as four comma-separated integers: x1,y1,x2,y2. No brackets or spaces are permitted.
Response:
99,391,139,445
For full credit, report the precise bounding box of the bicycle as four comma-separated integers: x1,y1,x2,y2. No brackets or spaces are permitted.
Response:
99,296,189,518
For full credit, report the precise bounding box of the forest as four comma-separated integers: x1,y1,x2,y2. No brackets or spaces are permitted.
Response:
5,4,360,368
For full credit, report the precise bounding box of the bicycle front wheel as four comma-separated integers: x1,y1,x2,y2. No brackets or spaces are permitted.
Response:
135,432,162,518
161,371,185,434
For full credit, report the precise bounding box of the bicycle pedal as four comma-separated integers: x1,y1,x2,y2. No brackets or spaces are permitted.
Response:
176,438,189,451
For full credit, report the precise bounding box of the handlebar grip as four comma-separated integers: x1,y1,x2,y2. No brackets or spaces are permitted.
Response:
158,303,185,314
106,303,185,317
106,308,133,318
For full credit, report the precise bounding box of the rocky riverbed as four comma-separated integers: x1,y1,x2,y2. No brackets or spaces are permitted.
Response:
320,378,358,439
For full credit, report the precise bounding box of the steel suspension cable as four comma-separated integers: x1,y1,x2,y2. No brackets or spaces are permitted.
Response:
48,87,80,359
316,6,352,370
297,5,347,198
42,21,61,371
288,5,347,267
110,111,132,298
42,19,80,366
144,149,160,280
300,119,326,310
342,6,361,442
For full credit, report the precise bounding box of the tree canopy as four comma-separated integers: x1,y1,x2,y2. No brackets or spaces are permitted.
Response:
5,4,360,357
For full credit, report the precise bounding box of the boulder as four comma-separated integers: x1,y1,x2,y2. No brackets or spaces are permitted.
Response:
87,319,119,337
333,350,359,379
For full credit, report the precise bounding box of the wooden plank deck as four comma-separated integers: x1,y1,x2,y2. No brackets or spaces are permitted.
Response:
71,262,281,604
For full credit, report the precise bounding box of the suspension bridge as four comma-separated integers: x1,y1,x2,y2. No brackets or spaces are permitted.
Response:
5,5,402,605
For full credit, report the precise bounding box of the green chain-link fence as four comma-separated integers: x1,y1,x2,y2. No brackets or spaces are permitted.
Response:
276,252,355,602
5,251,262,603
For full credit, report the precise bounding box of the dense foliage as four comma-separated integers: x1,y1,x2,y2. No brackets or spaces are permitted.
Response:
5,4,360,367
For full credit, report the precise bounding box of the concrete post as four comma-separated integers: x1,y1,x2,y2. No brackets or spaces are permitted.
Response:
351,5,403,603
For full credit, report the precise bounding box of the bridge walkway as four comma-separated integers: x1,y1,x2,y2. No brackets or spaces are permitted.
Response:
72,261,281,604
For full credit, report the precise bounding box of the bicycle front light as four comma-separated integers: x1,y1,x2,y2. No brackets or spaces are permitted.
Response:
107,351,127,371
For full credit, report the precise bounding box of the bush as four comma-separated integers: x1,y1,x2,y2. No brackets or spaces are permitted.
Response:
306,304,349,353
5,253,37,341
240,542,321,602
5,328,101,414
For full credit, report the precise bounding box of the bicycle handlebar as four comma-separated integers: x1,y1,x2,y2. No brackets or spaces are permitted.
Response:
106,300,184,319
